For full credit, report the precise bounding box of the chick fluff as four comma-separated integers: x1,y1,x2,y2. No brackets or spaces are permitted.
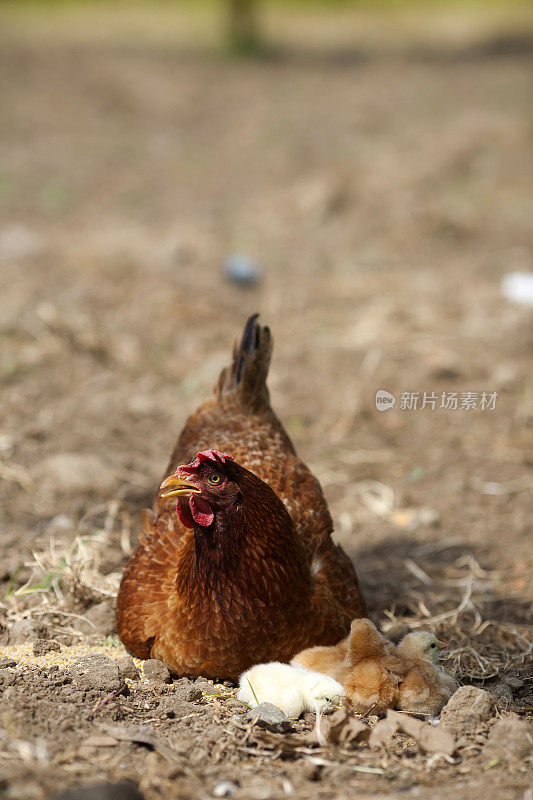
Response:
237,661,344,718
292,619,457,716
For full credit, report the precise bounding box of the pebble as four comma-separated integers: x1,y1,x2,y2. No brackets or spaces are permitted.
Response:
143,659,171,684
440,686,494,732
213,781,238,797
223,253,262,287
245,702,292,733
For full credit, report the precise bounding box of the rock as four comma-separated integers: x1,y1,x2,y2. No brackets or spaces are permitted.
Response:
33,639,61,656
369,710,455,756
223,254,262,288
78,601,116,637
116,656,140,681
485,715,533,761
143,659,171,684
245,702,292,733
440,686,494,732
56,781,145,800
213,781,238,797
69,655,124,693
8,619,47,644
40,453,119,497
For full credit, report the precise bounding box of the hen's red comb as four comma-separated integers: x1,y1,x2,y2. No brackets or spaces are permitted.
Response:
178,449,233,475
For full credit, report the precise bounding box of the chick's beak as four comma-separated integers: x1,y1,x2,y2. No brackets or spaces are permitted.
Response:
437,639,446,651
159,473,201,499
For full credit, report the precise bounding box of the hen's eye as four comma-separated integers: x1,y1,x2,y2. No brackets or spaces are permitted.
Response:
208,473,222,485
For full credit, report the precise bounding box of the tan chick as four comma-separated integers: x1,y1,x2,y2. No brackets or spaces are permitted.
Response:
290,635,349,681
337,618,403,715
395,631,458,715
292,620,457,717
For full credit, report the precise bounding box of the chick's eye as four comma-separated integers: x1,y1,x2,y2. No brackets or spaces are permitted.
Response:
208,473,222,485
429,642,437,648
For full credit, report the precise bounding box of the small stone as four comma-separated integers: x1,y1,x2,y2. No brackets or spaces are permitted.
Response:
69,655,124,693
117,656,140,681
143,659,171,684
440,686,494,732
485,715,533,761
245,702,292,733
33,639,61,656
78,601,117,637
223,253,262,288
213,781,238,797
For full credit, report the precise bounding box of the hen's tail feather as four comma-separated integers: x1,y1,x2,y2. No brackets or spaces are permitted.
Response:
217,314,272,409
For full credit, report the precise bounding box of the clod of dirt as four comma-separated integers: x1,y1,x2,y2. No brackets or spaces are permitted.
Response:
143,659,171,684
484,715,533,762
33,638,61,656
171,678,202,702
40,452,119,497
369,710,455,756
56,780,145,800
245,702,292,733
440,686,494,733
117,656,140,681
8,619,48,644
78,601,117,637
306,709,368,747
69,655,125,692
194,678,223,696
0,668,16,686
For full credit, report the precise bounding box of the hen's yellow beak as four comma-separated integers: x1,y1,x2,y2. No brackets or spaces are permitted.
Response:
160,474,201,499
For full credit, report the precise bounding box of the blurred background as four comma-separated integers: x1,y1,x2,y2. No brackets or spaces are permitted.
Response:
0,0,532,612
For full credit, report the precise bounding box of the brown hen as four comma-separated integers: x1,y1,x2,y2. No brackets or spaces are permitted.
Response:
116,315,366,679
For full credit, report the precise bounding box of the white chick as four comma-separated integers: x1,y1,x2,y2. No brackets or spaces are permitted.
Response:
237,661,344,718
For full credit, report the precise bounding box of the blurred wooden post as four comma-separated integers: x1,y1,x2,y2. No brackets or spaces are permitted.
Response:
227,0,260,53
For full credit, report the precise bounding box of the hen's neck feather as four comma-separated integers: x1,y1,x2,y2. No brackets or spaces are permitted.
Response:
174,471,311,609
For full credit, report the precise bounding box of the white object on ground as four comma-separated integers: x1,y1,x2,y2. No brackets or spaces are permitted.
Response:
237,661,344,718
501,272,533,307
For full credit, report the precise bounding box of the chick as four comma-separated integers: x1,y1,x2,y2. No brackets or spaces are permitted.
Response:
237,661,344,718
290,636,349,680
337,618,402,715
396,631,458,715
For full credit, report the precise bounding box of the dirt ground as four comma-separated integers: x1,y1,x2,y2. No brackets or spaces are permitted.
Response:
0,4,532,799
